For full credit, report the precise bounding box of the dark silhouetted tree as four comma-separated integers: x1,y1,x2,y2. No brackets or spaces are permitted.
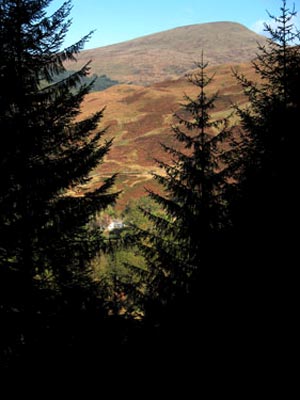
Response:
232,0,300,268
231,0,300,349
136,58,238,347
0,0,118,368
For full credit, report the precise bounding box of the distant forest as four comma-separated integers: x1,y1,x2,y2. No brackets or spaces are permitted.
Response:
0,0,298,379
52,71,119,92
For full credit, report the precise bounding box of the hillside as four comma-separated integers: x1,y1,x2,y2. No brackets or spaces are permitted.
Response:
69,22,266,85
79,62,256,208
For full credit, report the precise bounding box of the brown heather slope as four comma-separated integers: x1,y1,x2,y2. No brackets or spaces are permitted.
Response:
79,62,256,208
70,22,266,86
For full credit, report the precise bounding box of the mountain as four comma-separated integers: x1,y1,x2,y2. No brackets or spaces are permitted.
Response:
70,22,266,86
79,62,256,208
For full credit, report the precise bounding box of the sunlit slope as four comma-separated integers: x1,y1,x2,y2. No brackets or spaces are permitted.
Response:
80,62,256,207
70,22,265,85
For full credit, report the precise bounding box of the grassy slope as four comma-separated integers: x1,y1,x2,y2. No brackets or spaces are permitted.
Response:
79,62,256,209
70,22,265,86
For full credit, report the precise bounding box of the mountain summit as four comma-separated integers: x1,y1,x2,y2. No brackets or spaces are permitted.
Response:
73,22,266,85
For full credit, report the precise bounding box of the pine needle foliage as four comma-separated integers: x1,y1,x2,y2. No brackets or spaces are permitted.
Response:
139,57,238,316
0,0,118,365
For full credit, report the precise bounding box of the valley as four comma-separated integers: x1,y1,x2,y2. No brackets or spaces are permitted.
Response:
66,21,265,208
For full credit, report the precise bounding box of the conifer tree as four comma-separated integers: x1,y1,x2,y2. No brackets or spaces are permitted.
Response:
0,0,118,365
138,58,237,332
230,0,300,347
232,0,300,264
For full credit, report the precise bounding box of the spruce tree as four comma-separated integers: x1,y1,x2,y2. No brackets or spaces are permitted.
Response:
232,0,300,266
231,0,300,350
0,0,118,366
138,58,237,339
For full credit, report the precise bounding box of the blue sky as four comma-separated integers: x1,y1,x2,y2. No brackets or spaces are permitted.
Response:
47,0,300,49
